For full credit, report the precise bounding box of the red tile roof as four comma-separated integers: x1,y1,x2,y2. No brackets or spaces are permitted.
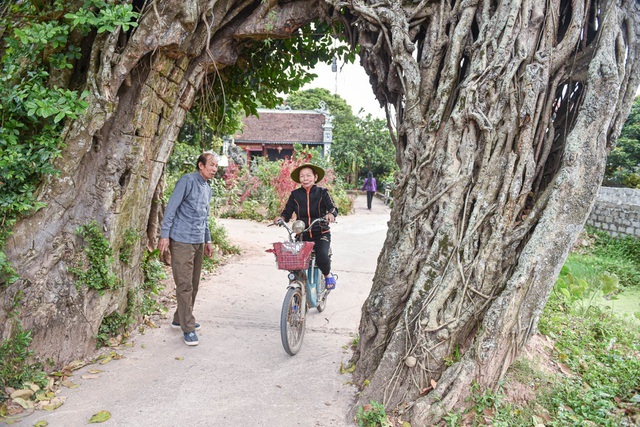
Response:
233,109,325,145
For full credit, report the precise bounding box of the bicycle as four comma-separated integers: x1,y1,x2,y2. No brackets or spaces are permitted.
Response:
268,217,334,355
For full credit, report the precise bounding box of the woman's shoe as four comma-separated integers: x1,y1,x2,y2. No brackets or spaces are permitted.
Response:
325,275,336,290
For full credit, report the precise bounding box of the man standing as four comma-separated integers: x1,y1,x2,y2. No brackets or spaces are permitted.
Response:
158,152,218,346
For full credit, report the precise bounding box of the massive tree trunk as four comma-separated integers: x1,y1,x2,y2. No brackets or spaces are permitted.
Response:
1,0,323,366
332,0,640,424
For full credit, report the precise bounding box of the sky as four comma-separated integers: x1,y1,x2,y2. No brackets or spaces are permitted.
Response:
301,58,386,119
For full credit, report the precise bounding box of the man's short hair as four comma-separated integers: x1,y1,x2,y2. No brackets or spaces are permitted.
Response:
196,152,220,170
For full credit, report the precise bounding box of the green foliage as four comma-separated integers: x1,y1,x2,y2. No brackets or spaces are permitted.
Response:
528,247,640,426
355,401,389,427
166,142,202,187
202,217,241,272
178,111,225,152
0,293,47,395
69,221,120,292
140,249,167,316
537,291,640,426
553,263,619,314
577,228,640,288
605,96,640,187
0,0,139,286
286,89,397,187
287,87,355,118
64,2,138,34
96,311,129,348
119,228,140,265
195,23,353,135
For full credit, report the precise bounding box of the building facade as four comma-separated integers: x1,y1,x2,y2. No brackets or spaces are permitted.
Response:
230,104,333,163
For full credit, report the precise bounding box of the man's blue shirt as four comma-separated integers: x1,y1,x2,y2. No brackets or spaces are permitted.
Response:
161,172,212,244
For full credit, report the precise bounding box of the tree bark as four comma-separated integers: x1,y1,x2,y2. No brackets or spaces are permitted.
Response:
325,0,640,423
2,0,323,366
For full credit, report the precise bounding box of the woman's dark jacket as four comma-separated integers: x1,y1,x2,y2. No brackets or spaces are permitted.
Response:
280,185,338,239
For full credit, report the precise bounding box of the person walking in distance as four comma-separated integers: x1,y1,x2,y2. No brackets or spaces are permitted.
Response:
158,152,219,346
361,171,377,210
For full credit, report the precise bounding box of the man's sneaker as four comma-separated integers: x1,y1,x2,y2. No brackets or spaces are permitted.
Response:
171,322,201,331
183,331,199,346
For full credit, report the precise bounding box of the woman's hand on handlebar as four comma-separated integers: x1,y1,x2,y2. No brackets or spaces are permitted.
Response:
273,217,284,226
324,213,335,223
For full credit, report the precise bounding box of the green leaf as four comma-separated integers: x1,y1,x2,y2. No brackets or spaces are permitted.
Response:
89,410,111,423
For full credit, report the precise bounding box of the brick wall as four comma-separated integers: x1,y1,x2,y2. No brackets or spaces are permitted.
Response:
586,187,640,237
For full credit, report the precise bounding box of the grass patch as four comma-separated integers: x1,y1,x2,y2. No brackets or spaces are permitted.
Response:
442,231,640,426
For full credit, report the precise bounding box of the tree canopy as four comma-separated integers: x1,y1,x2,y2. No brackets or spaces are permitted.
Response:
286,88,397,185
605,96,640,188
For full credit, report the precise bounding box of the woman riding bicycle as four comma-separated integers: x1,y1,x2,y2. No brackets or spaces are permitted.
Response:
273,163,338,289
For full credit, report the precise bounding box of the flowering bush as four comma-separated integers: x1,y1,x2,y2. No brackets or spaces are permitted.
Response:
220,146,353,220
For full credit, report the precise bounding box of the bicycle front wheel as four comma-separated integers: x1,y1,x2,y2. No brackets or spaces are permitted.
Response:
280,287,306,355
316,275,328,312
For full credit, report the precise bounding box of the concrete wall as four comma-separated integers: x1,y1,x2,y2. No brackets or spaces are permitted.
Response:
586,187,640,237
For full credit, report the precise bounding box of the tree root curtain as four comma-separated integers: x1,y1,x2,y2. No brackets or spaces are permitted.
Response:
327,0,640,424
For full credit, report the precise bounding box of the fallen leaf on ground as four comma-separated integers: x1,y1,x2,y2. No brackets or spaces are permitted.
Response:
34,420,48,426
37,396,66,411
24,382,40,392
65,360,86,371
61,380,80,389
100,355,113,364
339,362,356,374
89,410,111,423
10,389,34,399
87,370,103,374
81,374,99,380
12,397,33,409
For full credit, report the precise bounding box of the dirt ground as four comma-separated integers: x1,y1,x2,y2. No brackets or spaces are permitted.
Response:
8,193,389,427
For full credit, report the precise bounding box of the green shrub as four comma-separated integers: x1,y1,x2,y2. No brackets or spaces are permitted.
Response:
0,293,47,395
581,228,640,288
140,249,167,316
355,401,389,427
202,217,240,272
68,221,120,292
96,311,129,348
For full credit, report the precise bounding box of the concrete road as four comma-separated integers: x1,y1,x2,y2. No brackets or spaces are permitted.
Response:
13,194,390,427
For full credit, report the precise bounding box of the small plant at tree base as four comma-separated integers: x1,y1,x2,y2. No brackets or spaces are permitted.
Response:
0,292,47,396
355,401,390,427
69,221,120,292
140,249,167,316
96,311,129,348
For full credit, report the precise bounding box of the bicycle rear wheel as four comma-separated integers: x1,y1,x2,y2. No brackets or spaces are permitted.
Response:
280,287,306,355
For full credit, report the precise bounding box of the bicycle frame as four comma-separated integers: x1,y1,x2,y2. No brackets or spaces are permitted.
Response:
273,219,325,309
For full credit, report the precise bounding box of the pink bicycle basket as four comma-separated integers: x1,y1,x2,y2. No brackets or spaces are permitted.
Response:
271,241,315,270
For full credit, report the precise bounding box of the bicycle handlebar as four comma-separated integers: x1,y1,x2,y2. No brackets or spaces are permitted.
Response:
274,217,330,241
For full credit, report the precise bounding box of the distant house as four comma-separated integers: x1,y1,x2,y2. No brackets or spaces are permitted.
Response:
229,104,333,163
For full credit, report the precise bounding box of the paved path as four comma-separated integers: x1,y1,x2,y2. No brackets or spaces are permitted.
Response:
14,194,390,427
